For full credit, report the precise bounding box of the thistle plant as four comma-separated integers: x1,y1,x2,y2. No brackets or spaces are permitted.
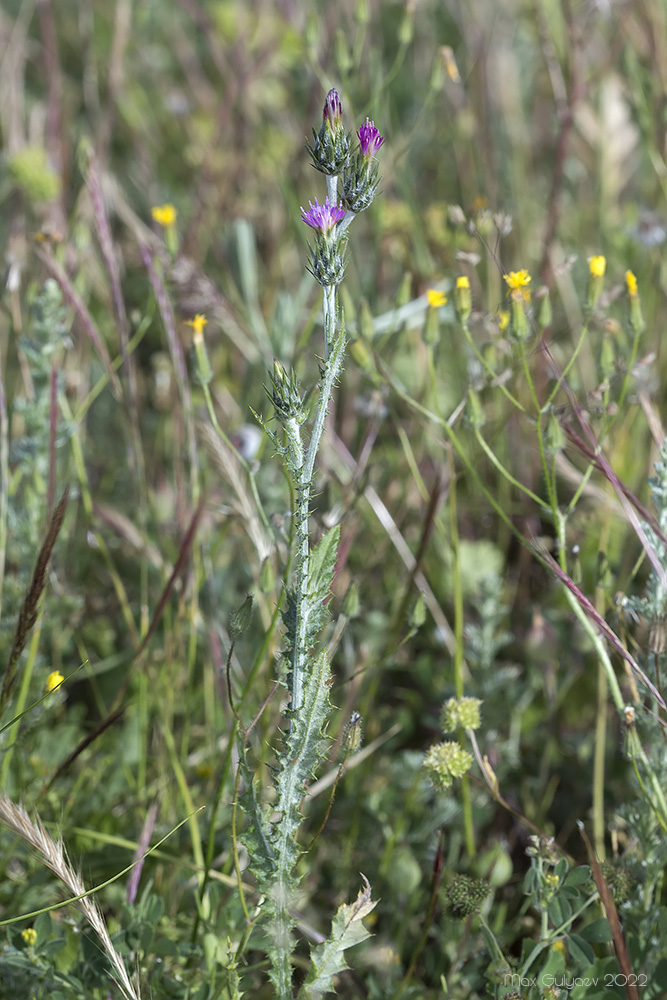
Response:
239,89,383,1000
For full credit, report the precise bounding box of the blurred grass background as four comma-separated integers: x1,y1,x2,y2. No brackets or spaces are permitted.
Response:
2,0,667,996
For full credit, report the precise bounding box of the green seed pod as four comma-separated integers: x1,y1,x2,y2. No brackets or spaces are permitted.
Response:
409,591,427,629
358,298,375,341
343,711,363,751
422,303,440,345
396,272,413,309
537,288,552,329
229,595,253,638
466,387,485,429
342,581,360,618
260,557,276,594
545,411,566,453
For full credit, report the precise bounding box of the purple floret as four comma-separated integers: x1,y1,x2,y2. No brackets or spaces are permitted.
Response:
357,119,384,158
324,88,342,125
300,197,346,234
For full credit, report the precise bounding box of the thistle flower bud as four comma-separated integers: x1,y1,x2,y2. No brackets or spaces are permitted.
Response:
323,88,342,129
267,361,308,423
341,119,384,213
306,88,351,176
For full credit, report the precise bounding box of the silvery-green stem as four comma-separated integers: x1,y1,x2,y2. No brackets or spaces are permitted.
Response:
338,209,356,235
289,315,345,715
323,284,336,360
325,173,338,206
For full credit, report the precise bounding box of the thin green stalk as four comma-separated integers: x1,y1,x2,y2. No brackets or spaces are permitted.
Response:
447,445,475,860
593,516,612,859
200,380,272,535
519,339,558,514
160,720,205,881
519,892,600,979
382,367,537,554
473,427,548,509
0,611,44,790
0,372,8,621
544,320,590,408
627,732,667,831
60,393,139,646
554,511,624,711
460,319,526,414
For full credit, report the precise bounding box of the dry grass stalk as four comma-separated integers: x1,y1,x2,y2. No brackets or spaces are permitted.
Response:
0,796,141,1000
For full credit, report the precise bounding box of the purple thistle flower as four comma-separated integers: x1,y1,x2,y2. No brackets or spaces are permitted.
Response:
300,197,346,234
357,118,384,158
323,88,342,126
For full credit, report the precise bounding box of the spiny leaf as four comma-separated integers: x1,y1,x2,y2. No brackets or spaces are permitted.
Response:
308,525,340,607
298,876,377,999
237,749,276,893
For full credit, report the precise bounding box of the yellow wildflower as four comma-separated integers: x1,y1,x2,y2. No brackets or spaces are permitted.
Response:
551,939,566,955
45,670,64,693
587,255,606,308
151,203,177,227
454,276,472,323
21,927,37,946
426,288,447,308
441,46,461,84
186,313,207,345
625,270,644,334
497,309,510,333
503,269,531,301
589,255,606,277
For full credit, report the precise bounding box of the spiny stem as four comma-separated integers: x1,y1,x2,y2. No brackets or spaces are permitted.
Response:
290,315,345,715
